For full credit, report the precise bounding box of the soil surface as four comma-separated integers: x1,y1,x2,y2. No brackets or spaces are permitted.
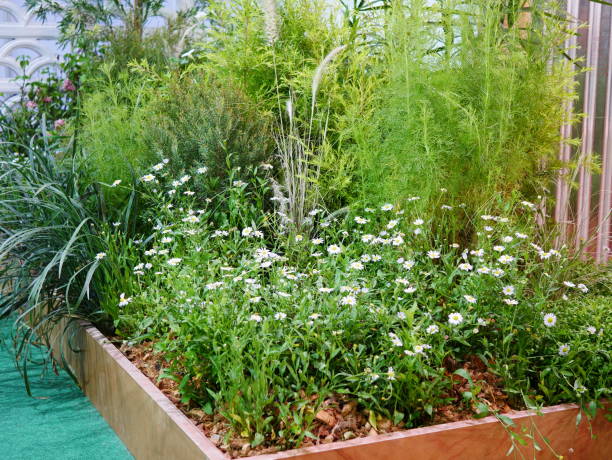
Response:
116,341,515,458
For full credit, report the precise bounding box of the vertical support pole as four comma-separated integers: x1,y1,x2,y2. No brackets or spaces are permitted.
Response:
556,0,580,247
575,1,601,254
596,10,612,264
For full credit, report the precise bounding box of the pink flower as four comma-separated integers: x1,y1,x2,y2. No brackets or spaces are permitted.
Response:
54,119,65,130
43,96,52,103
62,78,76,91
25,100,37,109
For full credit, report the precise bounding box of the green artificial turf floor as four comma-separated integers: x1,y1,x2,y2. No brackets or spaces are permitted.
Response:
0,318,133,460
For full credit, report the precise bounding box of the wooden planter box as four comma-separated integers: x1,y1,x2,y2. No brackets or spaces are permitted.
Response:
49,321,610,460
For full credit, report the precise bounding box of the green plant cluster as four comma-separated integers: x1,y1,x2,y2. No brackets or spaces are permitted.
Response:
0,0,609,455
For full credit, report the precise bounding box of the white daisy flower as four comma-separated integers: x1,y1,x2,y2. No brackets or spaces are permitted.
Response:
381,203,394,211
563,281,576,288
397,311,406,320
327,244,342,255
391,235,404,246
388,333,403,347
141,174,156,182
502,285,515,296
361,234,374,243
458,263,473,271
311,238,323,245
118,293,132,307
586,326,597,335
543,313,557,327
463,295,477,304
161,237,173,244
426,324,439,334
340,295,357,306
515,232,528,239
413,218,424,225
95,252,106,260
477,266,490,274
167,258,182,266
274,312,287,320
182,215,199,223
558,343,570,356
502,236,514,243
492,268,505,277
493,245,505,252
498,255,515,264
448,312,464,325
354,216,368,224
249,313,263,322
349,261,364,270
197,167,208,174
503,299,518,305
427,250,441,259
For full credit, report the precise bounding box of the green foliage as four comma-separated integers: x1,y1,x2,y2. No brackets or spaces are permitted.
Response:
26,0,164,53
144,68,274,196
345,0,580,235
78,63,156,207
0,138,139,386
113,162,610,448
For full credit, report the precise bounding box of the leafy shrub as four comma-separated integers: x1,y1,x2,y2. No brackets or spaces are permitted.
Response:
145,69,274,195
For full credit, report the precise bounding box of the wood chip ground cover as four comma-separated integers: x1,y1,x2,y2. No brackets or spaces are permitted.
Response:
117,341,517,458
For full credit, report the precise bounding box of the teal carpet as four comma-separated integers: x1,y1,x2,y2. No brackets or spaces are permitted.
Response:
0,319,133,460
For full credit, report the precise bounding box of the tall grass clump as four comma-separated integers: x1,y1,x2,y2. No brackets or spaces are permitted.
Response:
0,138,137,388
350,0,579,239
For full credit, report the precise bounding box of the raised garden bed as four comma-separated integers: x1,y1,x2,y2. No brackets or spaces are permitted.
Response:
49,320,610,460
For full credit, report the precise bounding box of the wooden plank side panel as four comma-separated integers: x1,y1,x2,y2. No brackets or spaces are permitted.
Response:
48,321,226,460
250,404,610,460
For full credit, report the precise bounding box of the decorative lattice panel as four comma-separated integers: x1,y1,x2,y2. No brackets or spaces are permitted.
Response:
0,0,59,100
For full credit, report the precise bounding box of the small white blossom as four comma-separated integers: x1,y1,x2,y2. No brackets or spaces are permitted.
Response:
327,244,342,255
95,252,106,260
167,258,182,266
118,293,132,307
558,343,570,356
448,312,464,325
543,313,557,327
340,295,357,306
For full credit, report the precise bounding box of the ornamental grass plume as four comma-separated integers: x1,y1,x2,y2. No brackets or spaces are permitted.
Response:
260,0,279,45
